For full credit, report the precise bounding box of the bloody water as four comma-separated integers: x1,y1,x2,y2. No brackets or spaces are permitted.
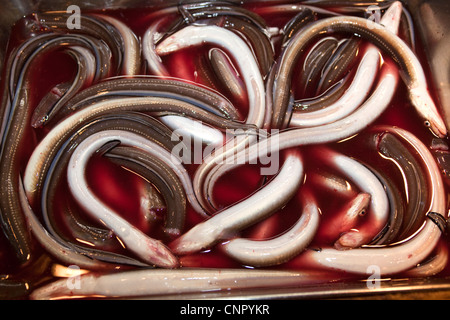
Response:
1,1,450,298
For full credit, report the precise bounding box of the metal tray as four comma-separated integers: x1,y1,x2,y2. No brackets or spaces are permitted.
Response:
1,0,450,300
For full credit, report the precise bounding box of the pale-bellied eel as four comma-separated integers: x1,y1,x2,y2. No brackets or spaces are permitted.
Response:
24,94,251,217
143,16,172,77
41,119,167,266
29,268,337,300
138,180,166,222
363,163,405,246
160,115,224,150
64,76,241,121
259,0,415,51
6,32,110,130
298,126,447,275
271,7,447,137
223,189,320,267
67,130,180,268
405,241,449,278
157,24,266,213
376,132,429,240
18,177,116,270
8,33,66,98
320,193,371,245
316,37,360,94
281,8,317,47
34,12,125,75
312,147,389,249
291,43,377,127
156,25,265,129
203,15,275,77
91,14,141,76
182,12,274,79
40,113,181,265
142,6,268,78
103,145,187,237
174,1,274,67
207,48,247,106
197,60,399,217
296,37,339,98
309,170,358,198
291,1,402,128
0,34,114,263
31,46,97,128
170,150,304,255
294,77,351,112
308,1,417,51
308,0,417,49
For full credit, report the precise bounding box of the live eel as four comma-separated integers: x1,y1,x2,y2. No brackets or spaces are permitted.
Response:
104,145,187,237
30,268,338,300
223,189,320,267
40,113,181,266
196,60,399,217
171,150,304,255
291,1,402,128
67,130,181,268
312,147,389,249
297,126,446,275
0,35,112,263
24,93,251,218
376,132,429,240
271,9,447,137
31,46,97,128
157,24,266,213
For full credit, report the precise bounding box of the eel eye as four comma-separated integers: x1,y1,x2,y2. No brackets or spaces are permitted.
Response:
424,120,431,128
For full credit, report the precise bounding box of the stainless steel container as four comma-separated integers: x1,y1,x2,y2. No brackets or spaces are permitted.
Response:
1,0,450,299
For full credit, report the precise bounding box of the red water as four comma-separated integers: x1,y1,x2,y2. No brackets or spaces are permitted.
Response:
1,2,450,297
